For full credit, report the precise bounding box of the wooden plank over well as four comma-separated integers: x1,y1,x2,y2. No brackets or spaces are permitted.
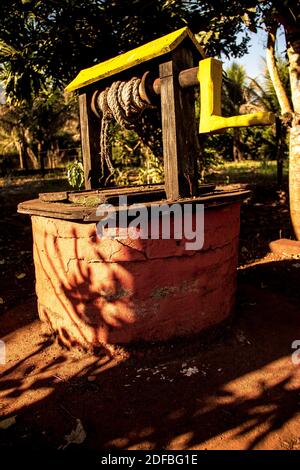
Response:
18,189,250,221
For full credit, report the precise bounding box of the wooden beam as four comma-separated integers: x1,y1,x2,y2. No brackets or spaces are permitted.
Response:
153,66,199,94
18,189,250,221
159,46,200,200
78,90,101,189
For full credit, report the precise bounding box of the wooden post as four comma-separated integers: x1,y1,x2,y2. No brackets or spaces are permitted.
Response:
78,90,101,189
159,46,200,200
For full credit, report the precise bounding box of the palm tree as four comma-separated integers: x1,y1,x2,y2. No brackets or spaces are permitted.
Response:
0,7,45,106
223,62,247,161
0,26,48,171
242,57,290,186
0,90,78,172
0,103,38,170
27,89,77,172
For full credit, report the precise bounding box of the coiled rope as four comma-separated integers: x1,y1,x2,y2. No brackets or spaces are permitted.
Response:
97,76,152,183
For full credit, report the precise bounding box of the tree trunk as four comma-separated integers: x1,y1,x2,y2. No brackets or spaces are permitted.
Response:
266,29,293,115
265,26,300,237
275,117,287,187
17,129,29,170
287,36,300,239
38,141,45,177
289,122,300,238
233,128,243,161
26,146,39,169
264,6,300,239
16,141,25,170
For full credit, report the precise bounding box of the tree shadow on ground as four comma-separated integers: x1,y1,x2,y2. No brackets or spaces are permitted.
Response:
0,252,299,450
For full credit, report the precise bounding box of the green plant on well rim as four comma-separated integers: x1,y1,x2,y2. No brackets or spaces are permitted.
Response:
67,160,84,189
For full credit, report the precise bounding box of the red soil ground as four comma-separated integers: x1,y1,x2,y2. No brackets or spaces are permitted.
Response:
0,178,299,450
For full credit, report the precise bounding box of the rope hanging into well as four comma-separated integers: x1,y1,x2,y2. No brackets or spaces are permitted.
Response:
97,76,152,183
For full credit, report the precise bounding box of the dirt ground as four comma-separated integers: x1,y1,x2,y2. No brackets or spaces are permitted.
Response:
0,177,299,451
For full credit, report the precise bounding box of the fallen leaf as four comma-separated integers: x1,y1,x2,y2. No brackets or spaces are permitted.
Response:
61,419,86,450
16,273,26,280
236,330,251,345
0,416,16,429
180,366,199,377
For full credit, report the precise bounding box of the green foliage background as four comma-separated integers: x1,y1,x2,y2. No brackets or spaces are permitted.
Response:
0,1,291,185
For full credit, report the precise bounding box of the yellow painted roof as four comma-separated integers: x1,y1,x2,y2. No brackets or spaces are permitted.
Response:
65,27,205,92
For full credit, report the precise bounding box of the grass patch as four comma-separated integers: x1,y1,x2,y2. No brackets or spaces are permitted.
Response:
206,160,288,185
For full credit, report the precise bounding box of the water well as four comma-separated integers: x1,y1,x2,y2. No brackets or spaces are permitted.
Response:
18,28,274,349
